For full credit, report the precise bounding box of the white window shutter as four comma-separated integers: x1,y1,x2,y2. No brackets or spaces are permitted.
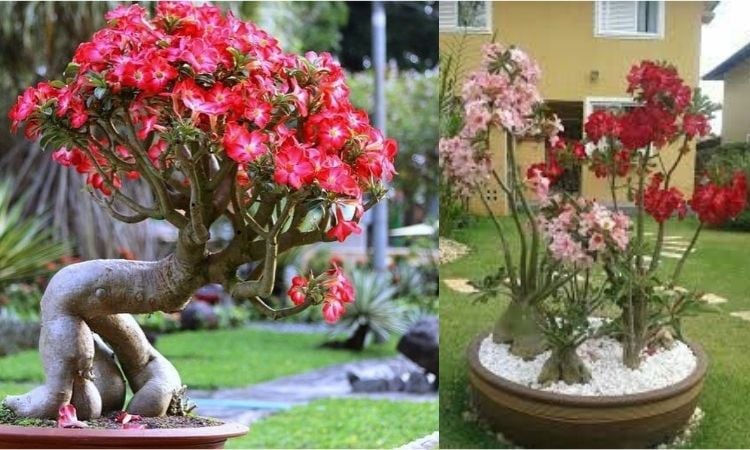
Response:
439,1,458,31
598,1,638,34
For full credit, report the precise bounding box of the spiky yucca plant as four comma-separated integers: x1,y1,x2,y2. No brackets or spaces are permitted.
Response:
0,180,68,287
326,269,407,351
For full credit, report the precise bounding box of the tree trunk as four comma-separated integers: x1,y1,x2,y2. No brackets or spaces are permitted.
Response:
537,346,591,386
622,297,648,369
493,301,547,360
5,247,207,420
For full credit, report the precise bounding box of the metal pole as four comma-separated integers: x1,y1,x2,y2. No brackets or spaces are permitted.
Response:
371,1,388,273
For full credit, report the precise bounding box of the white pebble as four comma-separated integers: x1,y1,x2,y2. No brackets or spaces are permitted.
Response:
478,335,697,396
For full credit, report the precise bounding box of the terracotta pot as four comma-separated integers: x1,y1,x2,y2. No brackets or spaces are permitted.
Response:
467,332,708,448
0,421,248,449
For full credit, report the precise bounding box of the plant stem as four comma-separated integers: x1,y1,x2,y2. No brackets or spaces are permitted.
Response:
507,135,540,291
672,222,703,284
476,186,518,295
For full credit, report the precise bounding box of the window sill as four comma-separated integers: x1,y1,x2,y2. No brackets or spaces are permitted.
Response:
594,31,664,40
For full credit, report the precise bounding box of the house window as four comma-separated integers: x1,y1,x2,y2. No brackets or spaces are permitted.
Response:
439,1,491,33
584,97,638,121
595,1,664,39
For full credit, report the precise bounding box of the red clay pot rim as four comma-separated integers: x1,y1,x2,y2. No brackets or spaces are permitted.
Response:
0,421,248,442
468,331,708,407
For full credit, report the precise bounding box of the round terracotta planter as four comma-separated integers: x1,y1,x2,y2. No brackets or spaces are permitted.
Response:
467,332,708,449
0,421,248,449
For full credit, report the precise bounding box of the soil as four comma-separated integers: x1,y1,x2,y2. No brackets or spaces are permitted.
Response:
0,403,222,429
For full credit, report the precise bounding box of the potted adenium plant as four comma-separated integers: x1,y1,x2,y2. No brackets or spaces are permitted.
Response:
440,42,745,448
2,3,395,448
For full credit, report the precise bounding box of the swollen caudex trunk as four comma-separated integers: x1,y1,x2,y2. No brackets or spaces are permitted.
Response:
493,301,547,360
537,346,591,386
5,253,205,420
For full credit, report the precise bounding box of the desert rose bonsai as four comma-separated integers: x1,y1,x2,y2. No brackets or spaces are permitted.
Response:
6,2,395,421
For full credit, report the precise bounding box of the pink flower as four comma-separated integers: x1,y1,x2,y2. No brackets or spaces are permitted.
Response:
57,404,88,429
274,142,315,189
222,123,268,164
322,299,345,324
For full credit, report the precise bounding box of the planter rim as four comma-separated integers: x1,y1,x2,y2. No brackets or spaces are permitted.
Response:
0,421,248,442
468,331,708,407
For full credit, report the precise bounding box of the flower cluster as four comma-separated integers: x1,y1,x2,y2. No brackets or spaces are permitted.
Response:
537,195,630,268
438,136,490,197
526,139,586,185
288,264,354,323
8,3,396,241
690,172,747,225
641,173,687,223
460,43,545,137
581,61,712,179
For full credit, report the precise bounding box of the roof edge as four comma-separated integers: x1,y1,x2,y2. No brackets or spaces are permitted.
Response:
703,41,750,81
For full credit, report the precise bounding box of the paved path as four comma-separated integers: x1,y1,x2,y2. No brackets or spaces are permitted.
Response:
190,355,437,426
398,432,439,450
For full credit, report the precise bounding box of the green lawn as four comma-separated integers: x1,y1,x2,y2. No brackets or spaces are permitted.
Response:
0,327,397,391
227,398,438,449
440,217,750,449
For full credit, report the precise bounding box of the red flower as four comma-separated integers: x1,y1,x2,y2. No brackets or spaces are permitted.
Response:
618,106,677,151
222,123,268,164
627,61,692,112
584,110,620,142
8,2,396,213
526,161,557,184
641,173,687,223
682,113,711,139
326,207,362,242
690,172,747,225
287,275,309,305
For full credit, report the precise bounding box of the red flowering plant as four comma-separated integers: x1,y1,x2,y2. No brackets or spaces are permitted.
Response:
5,3,396,422
574,60,743,368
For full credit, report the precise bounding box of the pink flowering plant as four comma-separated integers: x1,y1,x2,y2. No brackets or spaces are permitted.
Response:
444,42,567,360
444,41,745,385
5,3,395,423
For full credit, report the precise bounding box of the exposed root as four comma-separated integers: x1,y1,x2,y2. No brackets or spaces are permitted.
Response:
90,335,126,415
537,347,591,386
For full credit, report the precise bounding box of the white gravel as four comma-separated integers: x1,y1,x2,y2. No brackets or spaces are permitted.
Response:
478,335,697,396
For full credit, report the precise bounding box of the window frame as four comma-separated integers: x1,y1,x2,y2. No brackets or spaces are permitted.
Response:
593,1,665,40
439,0,492,34
583,96,637,137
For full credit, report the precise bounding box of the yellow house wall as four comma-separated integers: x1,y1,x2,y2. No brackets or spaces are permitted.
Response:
440,1,704,214
722,58,750,143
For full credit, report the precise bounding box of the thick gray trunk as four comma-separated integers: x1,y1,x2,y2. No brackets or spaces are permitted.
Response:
5,253,206,419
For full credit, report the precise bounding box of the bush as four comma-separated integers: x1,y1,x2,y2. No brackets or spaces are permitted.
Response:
705,142,750,231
